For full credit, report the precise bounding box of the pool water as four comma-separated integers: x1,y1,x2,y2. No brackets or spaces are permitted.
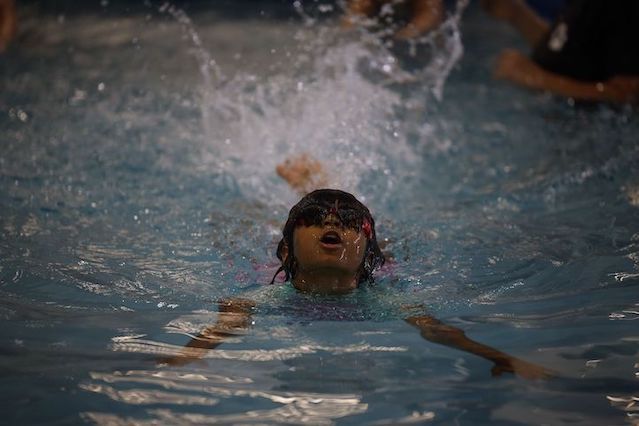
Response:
1,1,639,424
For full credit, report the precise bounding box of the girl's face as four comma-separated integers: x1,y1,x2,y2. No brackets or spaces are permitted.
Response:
292,213,367,278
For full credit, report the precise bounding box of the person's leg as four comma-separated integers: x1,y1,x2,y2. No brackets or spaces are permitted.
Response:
482,0,550,46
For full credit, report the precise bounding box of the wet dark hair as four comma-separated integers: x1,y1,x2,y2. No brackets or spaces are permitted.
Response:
271,189,385,285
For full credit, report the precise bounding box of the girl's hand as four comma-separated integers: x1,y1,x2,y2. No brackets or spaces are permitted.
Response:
492,356,554,380
276,154,327,195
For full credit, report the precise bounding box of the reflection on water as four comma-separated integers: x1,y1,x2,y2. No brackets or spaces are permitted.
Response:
110,334,407,361
82,369,369,425
607,394,639,426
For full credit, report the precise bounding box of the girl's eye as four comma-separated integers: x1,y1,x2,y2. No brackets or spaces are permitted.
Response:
299,209,325,226
340,211,362,227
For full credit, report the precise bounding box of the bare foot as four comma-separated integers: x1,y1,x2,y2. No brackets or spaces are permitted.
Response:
276,154,328,195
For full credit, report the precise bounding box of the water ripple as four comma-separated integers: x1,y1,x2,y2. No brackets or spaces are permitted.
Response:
82,369,368,425
110,335,407,361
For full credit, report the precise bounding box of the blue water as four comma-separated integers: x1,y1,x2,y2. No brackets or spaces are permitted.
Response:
1,1,639,424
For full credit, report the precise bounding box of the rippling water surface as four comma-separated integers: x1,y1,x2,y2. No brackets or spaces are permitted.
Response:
1,1,638,424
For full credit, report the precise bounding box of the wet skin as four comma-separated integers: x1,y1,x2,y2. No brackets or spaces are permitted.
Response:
289,213,366,294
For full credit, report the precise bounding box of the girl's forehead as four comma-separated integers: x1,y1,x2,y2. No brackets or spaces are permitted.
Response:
306,197,359,209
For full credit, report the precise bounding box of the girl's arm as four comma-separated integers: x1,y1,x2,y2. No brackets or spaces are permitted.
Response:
159,298,256,366
495,49,639,104
405,315,553,379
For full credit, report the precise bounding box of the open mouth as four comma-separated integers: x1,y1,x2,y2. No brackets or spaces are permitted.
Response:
320,231,342,246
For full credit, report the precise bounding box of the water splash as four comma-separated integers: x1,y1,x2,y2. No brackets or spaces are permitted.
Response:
158,2,223,141
163,1,468,203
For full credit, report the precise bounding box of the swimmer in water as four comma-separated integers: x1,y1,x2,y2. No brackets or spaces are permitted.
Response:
161,157,552,379
487,0,639,103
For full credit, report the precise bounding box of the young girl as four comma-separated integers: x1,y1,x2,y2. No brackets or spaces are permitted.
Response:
270,188,384,294
162,167,551,379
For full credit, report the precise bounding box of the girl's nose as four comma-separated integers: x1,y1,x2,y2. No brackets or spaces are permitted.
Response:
323,213,341,227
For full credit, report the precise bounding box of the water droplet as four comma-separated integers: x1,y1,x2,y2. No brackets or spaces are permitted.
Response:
69,89,87,105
